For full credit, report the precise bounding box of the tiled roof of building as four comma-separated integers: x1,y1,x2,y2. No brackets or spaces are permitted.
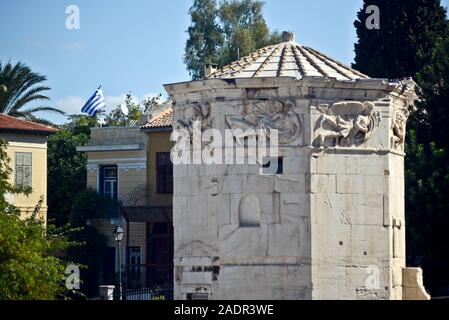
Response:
0,113,58,135
206,32,369,81
141,107,173,129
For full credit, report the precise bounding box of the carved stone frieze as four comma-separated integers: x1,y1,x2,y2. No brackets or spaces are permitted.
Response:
176,102,213,132
391,106,410,151
225,99,302,145
313,101,381,148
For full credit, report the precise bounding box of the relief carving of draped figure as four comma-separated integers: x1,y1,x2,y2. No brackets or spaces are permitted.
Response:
225,99,302,145
313,101,381,148
176,102,213,132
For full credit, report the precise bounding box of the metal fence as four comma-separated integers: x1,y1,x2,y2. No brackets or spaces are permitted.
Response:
113,284,173,300
432,286,449,299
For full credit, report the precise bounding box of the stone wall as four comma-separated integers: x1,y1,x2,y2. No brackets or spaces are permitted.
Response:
311,151,393,299
90,126,147,145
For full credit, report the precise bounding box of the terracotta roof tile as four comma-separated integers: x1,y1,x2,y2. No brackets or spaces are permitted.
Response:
142,107,173,129
0,113,58,135
207,33,369,81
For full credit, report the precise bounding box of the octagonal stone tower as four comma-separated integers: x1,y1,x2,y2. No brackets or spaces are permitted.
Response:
164,32,420,300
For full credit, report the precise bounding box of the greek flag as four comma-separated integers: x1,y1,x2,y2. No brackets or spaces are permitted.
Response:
81,87,106,116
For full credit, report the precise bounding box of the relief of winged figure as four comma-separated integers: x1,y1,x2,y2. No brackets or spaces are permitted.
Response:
177,103,213,133
314,101,381,148
391,107,410,151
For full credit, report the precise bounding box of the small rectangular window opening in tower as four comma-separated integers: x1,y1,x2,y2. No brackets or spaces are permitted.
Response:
262,157,284,175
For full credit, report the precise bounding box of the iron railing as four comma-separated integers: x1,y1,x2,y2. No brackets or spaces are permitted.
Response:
113,284,173,300
432,286,449,299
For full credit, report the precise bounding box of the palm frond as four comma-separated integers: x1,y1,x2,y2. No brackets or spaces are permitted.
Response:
0,61,57,122
8,94,50,113
21,113,58,126
22,106,66,116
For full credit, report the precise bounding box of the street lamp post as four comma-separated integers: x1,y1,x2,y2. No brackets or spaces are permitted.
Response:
113,226,124,300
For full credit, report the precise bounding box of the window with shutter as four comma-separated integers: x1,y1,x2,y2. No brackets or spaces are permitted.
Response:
15,152,32,188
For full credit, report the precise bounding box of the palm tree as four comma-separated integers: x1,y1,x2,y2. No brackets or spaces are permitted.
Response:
0,61,65,124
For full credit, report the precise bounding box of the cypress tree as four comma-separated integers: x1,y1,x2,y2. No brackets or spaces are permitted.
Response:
354,0,449,295
406,37,449,294
353,0,447,78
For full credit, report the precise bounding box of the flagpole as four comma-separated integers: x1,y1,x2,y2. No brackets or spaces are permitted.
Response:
81,85,106,123
98,85,103,127
99,110,105,128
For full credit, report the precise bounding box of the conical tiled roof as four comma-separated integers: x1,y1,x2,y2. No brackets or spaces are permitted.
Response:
207,32,369,81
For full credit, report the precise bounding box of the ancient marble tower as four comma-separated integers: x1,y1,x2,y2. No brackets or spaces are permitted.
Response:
164,32,428,300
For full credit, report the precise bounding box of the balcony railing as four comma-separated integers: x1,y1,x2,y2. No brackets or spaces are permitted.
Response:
113,284,173,300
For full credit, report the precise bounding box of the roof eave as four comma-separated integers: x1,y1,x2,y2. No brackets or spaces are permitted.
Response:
76,144,143,152
141,126,173,133
0,128,58,136
164,76,392,95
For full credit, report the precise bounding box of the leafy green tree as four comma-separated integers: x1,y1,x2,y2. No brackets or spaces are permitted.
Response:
65,114,98,136
0,139,69,300
353,0,448,79
0,208,67,299
184,0,224,80
69,188,118,225
142,93,163,114
104,93,163,126
67,188,116,298
105,93,143,126
184,0,281,79
47,113,96,226
0,61,65,124
218,0,281,66
47,129,90,226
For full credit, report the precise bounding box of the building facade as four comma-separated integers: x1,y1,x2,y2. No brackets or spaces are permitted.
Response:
78,107,174,290
0,113,57,223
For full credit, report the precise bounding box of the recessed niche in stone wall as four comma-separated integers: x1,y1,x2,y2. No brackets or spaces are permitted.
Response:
238,194,261,227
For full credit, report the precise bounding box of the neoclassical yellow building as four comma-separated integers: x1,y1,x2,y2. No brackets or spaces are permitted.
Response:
77,106,174,290
0,113,57,223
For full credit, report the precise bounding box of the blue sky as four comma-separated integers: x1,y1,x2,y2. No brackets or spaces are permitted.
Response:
1,0,448,123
